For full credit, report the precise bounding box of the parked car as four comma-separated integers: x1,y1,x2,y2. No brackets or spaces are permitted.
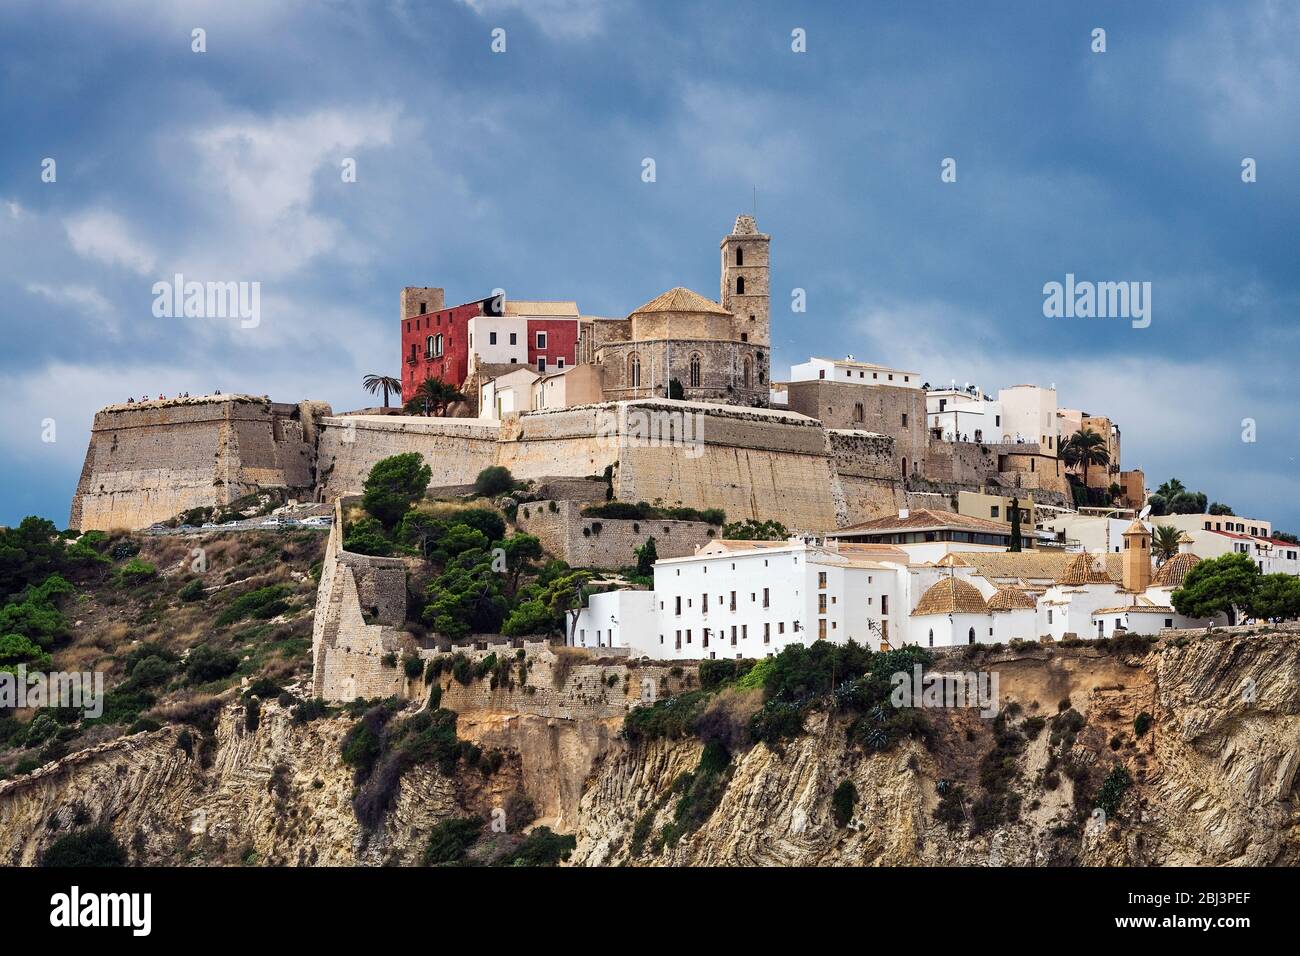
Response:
300,515,333,528
259,517,285,528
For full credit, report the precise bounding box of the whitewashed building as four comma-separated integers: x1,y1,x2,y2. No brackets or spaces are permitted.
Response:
789,356,922,389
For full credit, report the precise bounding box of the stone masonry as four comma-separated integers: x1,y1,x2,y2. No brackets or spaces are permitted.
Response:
515,499,718,568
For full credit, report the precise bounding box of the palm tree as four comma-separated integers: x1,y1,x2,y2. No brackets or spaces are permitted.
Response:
1152,525,1182,565
405,376,466,417
362,374,401,409
1062,428,1110,491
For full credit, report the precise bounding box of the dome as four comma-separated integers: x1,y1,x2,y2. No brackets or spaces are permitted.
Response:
629,287,731,317
1056,552,1112,585
911,576,988,616
986,586,1036,611
1152,551,1201,588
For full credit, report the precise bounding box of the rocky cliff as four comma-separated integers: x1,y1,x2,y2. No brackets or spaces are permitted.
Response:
1,628,1295,866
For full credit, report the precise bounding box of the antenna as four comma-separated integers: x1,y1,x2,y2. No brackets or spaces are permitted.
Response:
1138,505,1151,520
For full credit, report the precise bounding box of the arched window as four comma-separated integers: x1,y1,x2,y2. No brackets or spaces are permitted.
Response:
736,247,744,266
853,402,864,423
689,353,701,388
928,629,934,647
968,627,976,645
426,335,435,358
742,357,752,389
736,276,745,294
629,353,641,388
901,457,908,480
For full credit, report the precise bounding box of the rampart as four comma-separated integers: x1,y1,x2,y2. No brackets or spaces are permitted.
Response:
515,499,717,568
69,395,328,531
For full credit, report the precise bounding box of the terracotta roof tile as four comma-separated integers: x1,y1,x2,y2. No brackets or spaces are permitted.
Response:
630,287,731,317
1152,552,1201,587
911,577,988,616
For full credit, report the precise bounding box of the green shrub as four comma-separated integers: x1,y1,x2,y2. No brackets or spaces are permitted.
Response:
215,585,292,626
495,827,576,867
41,827,127,867
423,818,482,866
363,453,432,527
473,465,516,497
1133,712,1152,738
622,690,710,742
178,578,206,602
403,654,424,679
1095,764,1131,818
115,558,157,585
184,645,240,684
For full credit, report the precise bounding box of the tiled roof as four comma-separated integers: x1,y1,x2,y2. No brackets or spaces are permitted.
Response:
1056,552,1113,585
911,577,988,616
986,586,1037,610
630,287,731,317
1152,552,1201,587
1122,519,1150,536
1092,603,1174,616
836,509,1008,535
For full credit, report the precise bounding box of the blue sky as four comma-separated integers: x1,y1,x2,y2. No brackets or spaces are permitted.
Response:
2,0,1298,530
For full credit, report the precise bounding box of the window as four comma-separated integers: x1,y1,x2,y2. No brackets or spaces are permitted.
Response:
740,332,748,342
675,630,682,650
674,596,681,615
702,629,709,648
743,357,752,389
536,331,547,349
818,619,827,639
509,332,517,345
778,622,785,634
689,353,701,388
489,331,497,345
557,357,565,368
686,630,691,644
818,571,827,589
537,357,546,372
729,591,736,611
742,624,747,640
763,622,770,644
881,595,888,615
702,593,708,613
1047,609,1053,624
853,403,864,423
730,626,737,646
901,413,908,427
928,629,934,647
818,369,825,379
1165,618,1173,628
418,301,426,314
991,506,1000,519
736,277,745,294
629,354,641,387
818,594,827,613
968,627,975,645
763,588,770,608
736,247,743,266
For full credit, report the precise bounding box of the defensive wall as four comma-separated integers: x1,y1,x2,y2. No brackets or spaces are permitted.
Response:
514,499,718,568
69,395,328,531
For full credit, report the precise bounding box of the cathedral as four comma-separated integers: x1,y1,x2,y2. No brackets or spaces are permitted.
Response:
576,214,772,407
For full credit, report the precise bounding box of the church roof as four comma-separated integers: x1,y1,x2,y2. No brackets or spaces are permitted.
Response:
1152,551,1201,587
911,576,988,616
1123,518,1150,536
986,586,1037,610
1055,552,1113,585
629,287,731,317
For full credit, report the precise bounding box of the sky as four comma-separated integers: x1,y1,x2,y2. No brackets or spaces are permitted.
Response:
2,0,1298,530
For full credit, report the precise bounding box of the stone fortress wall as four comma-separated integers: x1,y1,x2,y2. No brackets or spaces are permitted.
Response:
69,395,329,531
515,499,717,568
71,393,1069,533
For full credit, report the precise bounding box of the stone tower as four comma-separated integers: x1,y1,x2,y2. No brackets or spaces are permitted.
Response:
720,214,771,347
401,287,445,320
1122,519,1152,592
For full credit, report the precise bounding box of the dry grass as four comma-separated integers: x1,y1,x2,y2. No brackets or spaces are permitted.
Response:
551,646,588,688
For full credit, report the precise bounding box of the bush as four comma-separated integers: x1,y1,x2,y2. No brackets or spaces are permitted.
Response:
184,645,240,684
1095,764,1131,818
423,818,482,866
1133,712,1152,738
115,558,157,585
622,690,710,742
473,466,516,498
215,585,292,626
403,654,424,679
495,827,576,867
831,780,858,827
41,827,127,867
698,658,755,691
178,578,206,602
343,516,393,556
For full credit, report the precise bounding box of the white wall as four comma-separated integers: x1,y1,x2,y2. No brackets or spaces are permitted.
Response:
568,590,658,654
469,316,529,366
998,385,1058,449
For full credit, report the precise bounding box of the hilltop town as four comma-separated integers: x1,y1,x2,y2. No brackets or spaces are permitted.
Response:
1,212,1295,871
62,213,1300,701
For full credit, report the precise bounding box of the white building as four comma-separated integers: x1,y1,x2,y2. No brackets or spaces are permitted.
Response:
567,589,657,651
827,508,1036,564
479,367,539,419
789,356,922,389
567,537,910,659
926,386,1002,443
997,384,1059,451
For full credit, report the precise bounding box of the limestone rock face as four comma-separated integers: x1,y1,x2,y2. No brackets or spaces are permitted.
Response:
0,631,1296,867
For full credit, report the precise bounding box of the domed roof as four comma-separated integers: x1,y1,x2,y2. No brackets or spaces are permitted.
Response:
986,586,1037,611
1056,552,1112,585
629,287,731,317
1152,551,1201,587
911,576,988,616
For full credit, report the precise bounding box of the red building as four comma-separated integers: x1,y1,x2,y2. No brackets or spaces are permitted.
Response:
400,295,501,404
523,316,580,373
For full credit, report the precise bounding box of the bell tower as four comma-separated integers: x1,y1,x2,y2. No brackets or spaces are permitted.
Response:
1122,519,1152,592
720,214,771,347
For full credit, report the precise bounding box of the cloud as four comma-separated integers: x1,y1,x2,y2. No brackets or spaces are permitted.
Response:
455,0,613,39
64,210,157,275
